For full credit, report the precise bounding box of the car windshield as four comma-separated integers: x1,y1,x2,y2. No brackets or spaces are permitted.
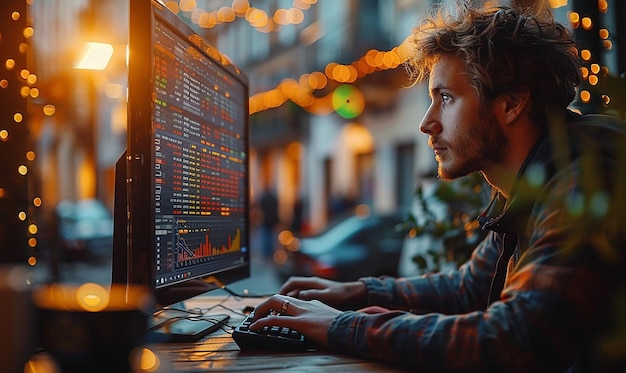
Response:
301,216,369,255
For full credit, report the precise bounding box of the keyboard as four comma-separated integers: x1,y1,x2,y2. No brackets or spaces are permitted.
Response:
232,312,314,351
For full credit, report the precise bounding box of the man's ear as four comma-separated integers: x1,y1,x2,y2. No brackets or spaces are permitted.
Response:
492,91,531,126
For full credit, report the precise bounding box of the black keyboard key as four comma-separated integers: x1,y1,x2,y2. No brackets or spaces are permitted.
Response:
232,313,313,351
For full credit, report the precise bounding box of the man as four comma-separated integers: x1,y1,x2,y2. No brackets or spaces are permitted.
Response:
250,1,626,371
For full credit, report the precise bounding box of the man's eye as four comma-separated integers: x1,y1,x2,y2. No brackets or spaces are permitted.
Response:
441,93,451,103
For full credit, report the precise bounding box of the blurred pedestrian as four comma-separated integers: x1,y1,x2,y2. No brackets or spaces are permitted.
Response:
259,190,279,260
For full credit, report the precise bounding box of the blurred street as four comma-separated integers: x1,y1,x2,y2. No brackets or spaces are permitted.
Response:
42,240,283,297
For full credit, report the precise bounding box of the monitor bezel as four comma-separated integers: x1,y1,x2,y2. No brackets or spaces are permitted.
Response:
122,0,250,307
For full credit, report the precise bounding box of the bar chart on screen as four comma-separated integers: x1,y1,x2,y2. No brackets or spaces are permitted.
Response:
175,223,242,263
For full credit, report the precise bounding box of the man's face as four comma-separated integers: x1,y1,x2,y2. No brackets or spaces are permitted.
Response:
419,55,508,181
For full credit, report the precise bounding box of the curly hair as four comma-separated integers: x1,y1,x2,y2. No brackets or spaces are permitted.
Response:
406,0,581,125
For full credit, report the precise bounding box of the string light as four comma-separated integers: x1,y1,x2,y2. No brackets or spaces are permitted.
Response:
0,0,42,263
247,1,619,117
166,0,317,32
569,0,617,107
250,36,412,115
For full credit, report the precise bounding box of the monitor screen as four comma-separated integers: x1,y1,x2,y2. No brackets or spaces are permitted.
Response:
113,0,250,316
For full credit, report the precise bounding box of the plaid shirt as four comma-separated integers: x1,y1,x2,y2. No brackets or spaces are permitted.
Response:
327,112,626,371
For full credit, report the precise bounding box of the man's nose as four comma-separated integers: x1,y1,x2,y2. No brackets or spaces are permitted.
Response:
419,105,441,135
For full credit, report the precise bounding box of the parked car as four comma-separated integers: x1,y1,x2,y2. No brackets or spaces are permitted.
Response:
275,209,410,282
55,199,114,259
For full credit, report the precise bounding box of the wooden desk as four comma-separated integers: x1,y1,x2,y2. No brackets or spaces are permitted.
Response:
148,293,412,372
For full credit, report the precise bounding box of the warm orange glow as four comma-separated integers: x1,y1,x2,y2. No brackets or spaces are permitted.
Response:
78,158,97,200
580,90,591,103
249,35,411,114
599,28,609,39
18,165,28,175
5,59,15,70
23,27,34,38
568,12,580,28
324,62,337,78
190,8,207,24
548,0,568,8
28,224,38,235
364,50,378,67
232,0,250,15
286,141,302,160
76,283,110,312
217,7,236,22
184,0,312,30
588,75,598,85
43,104,56,116
598,0,608,13
274,8,289,25
343,122,373,153
288,8,304,24
138,348,161,372
273,249,288,265
249,8,269,28
332,65,351,82
198,11,217,28
179,0,197,12
278,230,295,246
33,197,42,207
382,51,396,68
580,49,592,61
75,42,114,70
580,67,589,79
590,64,600,74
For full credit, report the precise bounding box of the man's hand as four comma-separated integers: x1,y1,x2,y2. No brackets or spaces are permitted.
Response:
250,294,342,347
279,276,367,309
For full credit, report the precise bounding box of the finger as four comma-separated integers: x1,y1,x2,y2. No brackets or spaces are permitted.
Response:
279,276,325,294
249,314,297,332
278,276,306,294
298,288,330,301
251,295,285,321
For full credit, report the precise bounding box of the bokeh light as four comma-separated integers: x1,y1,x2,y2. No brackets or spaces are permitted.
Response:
332,84,365,119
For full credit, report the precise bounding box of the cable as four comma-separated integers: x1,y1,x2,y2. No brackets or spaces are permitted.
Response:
187,303,248,318
220,285,275,299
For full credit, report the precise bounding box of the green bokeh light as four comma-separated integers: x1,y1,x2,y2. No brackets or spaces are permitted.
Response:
332,84,365,119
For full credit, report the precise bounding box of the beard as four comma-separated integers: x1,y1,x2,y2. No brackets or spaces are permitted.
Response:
433,104,508,181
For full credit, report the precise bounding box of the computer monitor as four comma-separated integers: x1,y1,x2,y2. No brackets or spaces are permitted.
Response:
112,0,250,341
